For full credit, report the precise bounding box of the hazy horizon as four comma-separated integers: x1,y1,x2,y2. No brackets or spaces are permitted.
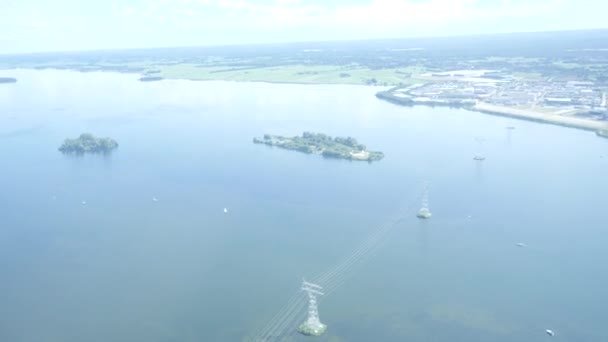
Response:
0,27,607,56
2,2,608,341
1,0,607,54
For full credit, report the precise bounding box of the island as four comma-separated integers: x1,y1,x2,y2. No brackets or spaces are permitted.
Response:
253,132,384,162
138,76,163,82
0,77,17,84
59,133,119,154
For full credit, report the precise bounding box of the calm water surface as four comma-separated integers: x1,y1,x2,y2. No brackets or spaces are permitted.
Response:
0,69,607,342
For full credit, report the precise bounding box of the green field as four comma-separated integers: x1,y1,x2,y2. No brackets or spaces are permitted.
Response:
150,64,425,86
5,58,426,86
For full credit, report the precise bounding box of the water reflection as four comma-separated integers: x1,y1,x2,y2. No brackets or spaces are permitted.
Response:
0,69,607,342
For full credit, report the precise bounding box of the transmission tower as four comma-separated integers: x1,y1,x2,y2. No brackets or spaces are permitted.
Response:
416,182,432,219
473,137,486,161
297,280,327,336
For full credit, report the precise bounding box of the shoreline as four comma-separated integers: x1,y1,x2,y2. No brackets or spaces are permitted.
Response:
175,77,382,87
5,67,608,137
376,88,608,137
7,66,387,87
472,103,608,133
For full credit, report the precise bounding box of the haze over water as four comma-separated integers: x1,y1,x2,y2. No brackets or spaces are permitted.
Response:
1,69,607,342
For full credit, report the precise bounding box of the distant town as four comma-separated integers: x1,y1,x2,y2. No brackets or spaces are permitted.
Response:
377,69,608,132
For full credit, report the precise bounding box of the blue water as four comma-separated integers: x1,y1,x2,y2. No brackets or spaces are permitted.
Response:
1,69,607,342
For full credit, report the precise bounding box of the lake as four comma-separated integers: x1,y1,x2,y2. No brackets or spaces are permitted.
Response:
1,69,607,342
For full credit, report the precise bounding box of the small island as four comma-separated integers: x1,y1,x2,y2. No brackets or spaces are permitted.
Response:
59,133,119,154
253,132,384,162
0,77,17,84
138,76,163,82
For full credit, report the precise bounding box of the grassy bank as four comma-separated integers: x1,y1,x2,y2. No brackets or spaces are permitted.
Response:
153,64,423,86
2,59,425,86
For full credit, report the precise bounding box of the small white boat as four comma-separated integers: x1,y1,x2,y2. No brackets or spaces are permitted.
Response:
516,242,527,248
152,197,159,202
223,208,228,213
545,329,555,336
417,207,432,219
81,201,87,205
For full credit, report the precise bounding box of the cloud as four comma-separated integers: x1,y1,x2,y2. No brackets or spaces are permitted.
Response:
119,7,138,16
119,0,564,32
95,0,595,50
2,0,606,53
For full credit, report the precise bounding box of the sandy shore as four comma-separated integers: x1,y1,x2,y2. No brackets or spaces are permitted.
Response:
473,103,608,132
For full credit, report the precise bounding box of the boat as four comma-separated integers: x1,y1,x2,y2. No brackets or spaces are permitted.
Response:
545,329,555,336
417,207,432,219
473,155,486,161
224,208,228,213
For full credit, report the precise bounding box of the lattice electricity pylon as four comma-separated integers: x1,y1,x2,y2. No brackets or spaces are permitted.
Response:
474,137,486,161
421,184,430,210
417,182,432,219
297,280,327,336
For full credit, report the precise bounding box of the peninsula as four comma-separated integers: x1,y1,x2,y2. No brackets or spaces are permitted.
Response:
0,77,17,84
59,133,119,154
253,132,384,162
377,75,608,135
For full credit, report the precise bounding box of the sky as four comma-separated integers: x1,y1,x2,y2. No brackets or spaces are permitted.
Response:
0,0,606,54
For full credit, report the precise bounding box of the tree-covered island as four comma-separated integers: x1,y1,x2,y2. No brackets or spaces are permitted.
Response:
253,132,384,162
59,133,119,154
0,77,17,84
139,76,163,82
